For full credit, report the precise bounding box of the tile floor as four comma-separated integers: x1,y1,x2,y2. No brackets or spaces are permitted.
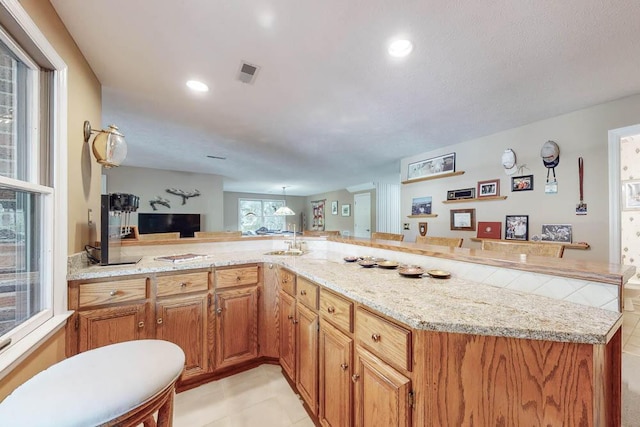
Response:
173,290,640,427
173,364,314,427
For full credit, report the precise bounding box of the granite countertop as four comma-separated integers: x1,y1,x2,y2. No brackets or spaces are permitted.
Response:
67,249,621,345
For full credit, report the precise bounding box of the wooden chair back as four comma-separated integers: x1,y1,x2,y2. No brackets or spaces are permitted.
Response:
481,240,565,258
194,231,242,238
415,236,463,248
137,232,180,241
371,232,405,242
302,230,341,236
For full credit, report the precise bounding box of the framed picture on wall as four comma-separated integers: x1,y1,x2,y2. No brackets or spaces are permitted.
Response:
450,208,476,231
407,152,456,181
623,180,640,210
511,175,534,192
477,179,500,198
341,204,351,216
505,215,529,241
541,224,572,243
331,200,338,215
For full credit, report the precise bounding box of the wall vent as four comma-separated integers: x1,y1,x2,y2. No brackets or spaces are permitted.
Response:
238,61,259,84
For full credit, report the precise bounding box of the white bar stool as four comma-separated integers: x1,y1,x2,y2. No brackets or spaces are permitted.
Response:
0,339,185,426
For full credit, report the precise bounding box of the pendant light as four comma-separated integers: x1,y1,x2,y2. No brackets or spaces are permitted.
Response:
274,186,295,216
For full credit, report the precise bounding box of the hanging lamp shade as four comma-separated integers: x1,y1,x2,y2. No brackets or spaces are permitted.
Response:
274,186,295,216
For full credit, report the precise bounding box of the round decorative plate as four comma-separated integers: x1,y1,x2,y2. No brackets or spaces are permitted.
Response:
427,269,451,279
343,256,358,262
398,266,424,277
358,260,377,268
377,260,399,269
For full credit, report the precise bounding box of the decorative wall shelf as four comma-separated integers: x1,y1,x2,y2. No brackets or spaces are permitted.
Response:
470,237,590,250
442,196,507,204
401,171,465,185
407,214,438,218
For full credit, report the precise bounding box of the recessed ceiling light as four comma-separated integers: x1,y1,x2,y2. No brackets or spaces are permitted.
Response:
186,80,209,92
388,39,413,58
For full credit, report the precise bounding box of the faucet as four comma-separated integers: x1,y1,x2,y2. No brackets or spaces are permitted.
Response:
284,224,304,252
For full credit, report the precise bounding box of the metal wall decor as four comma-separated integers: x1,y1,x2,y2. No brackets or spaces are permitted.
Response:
149,196,171,210
166,188,201,205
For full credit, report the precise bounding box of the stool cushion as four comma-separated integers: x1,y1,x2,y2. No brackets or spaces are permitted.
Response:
0,339,185,426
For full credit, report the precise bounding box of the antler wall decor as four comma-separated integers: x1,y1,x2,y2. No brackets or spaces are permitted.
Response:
166,188,201,205
149,196,171,211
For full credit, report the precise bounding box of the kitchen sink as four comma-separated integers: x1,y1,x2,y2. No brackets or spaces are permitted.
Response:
264,250,307,256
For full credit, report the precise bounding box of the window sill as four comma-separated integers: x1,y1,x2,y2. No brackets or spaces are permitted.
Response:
0,312,72,381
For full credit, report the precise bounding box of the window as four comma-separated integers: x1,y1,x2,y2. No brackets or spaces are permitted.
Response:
239,199,286,233
0,5,65,358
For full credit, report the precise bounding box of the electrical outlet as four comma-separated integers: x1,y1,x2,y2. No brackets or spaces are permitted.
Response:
403,223,410,230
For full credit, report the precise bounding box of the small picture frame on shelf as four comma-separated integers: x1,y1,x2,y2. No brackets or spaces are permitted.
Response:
341,204,351,216
407,152,456,181
477,179,500,198
541,224,572,243
331,200,338,215
477,221,502,239
411,196,432,215
511,175,534,192
505,215,529,240
450,208,476,231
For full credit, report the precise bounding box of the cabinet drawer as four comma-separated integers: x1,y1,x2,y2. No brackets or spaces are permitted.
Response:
297,277,319,310
319,289,353,333
280,268,296,296
215,265,259,289
79,278,147,308
157,271,209,297
355,307,411,371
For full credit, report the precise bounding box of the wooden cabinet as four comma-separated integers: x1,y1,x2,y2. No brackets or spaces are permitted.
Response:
319,321,353,427
214,285,259,370
279,290,297,381
296,302,319,416
353,346,412,427
77,303,148,352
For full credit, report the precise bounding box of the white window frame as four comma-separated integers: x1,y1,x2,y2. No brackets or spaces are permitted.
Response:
0,0,69,378
238,198,286,232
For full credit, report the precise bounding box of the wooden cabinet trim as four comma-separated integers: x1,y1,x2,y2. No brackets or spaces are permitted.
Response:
78,278,148,309
156,271,209,297
215,265,259,289
319,288,353,334
297,277,319,310
355,306,412,372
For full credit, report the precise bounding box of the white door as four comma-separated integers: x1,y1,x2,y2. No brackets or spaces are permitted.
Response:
354,193,371,238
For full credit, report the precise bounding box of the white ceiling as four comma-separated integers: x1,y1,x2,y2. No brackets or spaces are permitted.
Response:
50,0,640,196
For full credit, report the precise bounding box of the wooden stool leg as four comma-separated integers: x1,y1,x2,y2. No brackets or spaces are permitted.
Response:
156,391,175,427
142,414,157,427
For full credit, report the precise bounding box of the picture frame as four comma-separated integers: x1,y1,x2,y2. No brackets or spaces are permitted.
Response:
623,180,640,210
411,196,432,215
331,200,338,215
418,222,428,236
341,204,351,217
477,221,502,239
477,179,500,198
511,175,534,192
407,152,456,181
541,224,572,243
450,208,476,231
505,215,529,241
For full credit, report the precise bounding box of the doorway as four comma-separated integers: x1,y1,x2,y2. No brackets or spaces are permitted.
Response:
353,192,371,238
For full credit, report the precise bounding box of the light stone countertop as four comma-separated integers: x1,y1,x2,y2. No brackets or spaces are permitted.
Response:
67,249,621,345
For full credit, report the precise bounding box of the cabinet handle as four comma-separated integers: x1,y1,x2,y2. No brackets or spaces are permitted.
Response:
138,321,145,328
340,363,348,371
287,314,294,320
292,319,299,324
300,290,307,296
268,263,274,269
351,374,360,383
109,290,118,297
371,333,381,342
327,306,335,314
157,318,163,325
180,282,187,288
236,276,241,281
216,308,223,314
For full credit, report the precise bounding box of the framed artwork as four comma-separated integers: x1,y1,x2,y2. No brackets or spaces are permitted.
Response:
331,200,338,215
411,196,432,215
477,221,502,239
505,215,529,241
418,222,428,236
407,152,456,181
541,224,572,243
450,208,476,231
311,200,325,231
341,204,351,217
477,179,500,198
511,175,534,192
623,180,640,210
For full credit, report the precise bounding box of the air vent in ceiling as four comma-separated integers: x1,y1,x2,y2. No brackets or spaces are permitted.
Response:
237,61,260,84
207,155,227,160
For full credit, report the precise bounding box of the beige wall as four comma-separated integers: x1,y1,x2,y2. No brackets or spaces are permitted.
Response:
303,189,377,235
105,166,225,232
401,94,640,262
223,191,306,231
20,0,103,255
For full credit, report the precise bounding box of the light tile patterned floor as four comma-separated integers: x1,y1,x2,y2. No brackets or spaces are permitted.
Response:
624,288,640,356
173,364,313,427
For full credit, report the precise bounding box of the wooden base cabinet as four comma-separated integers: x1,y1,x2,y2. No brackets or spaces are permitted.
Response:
215,286,259,370
353,347,412,427
78,303,149,353
296,302,319,416
319,321,353,427
279,291,297,381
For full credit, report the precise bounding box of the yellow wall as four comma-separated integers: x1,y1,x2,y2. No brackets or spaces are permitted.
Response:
21,0,103,255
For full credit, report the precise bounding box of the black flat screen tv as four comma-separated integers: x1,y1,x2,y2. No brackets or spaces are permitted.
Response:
138,213,201,238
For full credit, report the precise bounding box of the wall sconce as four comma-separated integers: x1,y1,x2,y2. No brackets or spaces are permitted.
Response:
83,120,128,168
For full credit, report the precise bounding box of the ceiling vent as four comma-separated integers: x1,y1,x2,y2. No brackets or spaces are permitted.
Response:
237,61,259,84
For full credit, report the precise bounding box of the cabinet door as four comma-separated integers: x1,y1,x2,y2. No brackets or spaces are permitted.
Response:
78,303,148,353
353,347,411,427
296,302,319,416
156,294,210,379
319,322,353,427
215,286,259,370
279,290,296,382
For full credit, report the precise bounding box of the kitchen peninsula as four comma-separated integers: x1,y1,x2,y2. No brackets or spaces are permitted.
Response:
67,235,630,426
